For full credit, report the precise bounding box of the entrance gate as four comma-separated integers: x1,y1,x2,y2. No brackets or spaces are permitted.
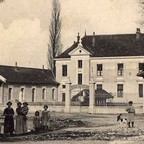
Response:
64,78,95,113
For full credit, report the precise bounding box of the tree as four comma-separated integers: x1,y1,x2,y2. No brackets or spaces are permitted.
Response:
138,0,144,26
47,0,62,77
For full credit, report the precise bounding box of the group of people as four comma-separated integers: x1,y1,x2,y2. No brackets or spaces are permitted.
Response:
3,101,50,136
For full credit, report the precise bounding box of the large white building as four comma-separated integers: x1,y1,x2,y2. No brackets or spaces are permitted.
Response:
55,28,144,105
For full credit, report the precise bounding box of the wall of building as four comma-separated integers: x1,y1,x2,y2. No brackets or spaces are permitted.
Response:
56,53,91,102
56,54,144,104
91,56,144,103
0,84,58,105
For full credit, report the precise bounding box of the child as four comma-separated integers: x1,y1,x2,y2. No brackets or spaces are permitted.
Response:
33,111,41,132
21,102,29,120
41,105,50,131
125,101,135,128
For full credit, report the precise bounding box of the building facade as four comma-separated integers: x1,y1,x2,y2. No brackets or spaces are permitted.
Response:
0,65,59,105
55,28,144,104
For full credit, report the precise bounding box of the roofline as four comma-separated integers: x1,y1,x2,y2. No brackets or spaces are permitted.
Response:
54,58,71,61
55,56,144,61
68,44,91,56
0,65,50,71
90,56,144,60
4,82,60,86
82,33,144,37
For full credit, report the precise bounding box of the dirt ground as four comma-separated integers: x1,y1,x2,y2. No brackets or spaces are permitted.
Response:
1,112,144,143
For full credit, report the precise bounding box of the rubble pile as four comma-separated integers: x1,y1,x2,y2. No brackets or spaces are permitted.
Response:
49,118,87,130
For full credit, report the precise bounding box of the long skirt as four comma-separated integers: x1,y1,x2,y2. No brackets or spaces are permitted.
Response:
4,115,14,134
127,113,135,122
23,120,28,133
15,115,24,134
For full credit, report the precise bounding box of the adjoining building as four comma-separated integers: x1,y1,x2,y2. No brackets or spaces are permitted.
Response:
0,64,59,105
55,28,144,105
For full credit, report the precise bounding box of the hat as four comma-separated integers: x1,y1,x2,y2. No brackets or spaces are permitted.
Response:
7,101,12,105
17,102,22,105
129,101,133,104
44,105,48,108
23,102,28,105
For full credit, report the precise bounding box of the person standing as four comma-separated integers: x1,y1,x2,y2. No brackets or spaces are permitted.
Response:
15,102,23,134
21,102,29,133
125,101,135,128
41,105,50,131
3,101,14,136
33,111,41,132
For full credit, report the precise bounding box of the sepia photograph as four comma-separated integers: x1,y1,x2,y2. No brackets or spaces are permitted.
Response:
0,0,144,143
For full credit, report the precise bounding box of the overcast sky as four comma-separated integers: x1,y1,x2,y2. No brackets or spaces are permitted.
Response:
0,0,141,68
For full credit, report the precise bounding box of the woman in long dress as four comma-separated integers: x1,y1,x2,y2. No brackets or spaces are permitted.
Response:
3,101,14,135
15,102,23,134
21,102,29,133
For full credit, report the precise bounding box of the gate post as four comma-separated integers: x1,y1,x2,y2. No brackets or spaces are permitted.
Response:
89,79,95,114
64,78,71,113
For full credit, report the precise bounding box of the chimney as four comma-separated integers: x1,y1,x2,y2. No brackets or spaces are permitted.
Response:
136,28,141,39
77,32,80,43
15,62,17,67
85,30,87,36
92,32,95,47
42,65,44,69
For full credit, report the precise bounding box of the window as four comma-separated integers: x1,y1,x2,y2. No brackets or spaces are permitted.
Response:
62,93,66,102
117,84,123,97
32,88,36,102
139,63,144,72
52,88,55,100
20,88,24,101
139,84,143,98
78,60,82,68
62,85,66,89
62,65,67,76
42,88,46,100
118,63,123,76
8,87,12,100
97,84,102,90
97,64,103,76
78,74,82,84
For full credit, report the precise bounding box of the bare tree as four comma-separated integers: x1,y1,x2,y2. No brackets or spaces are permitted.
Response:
47,0,62,77
138,0,144,26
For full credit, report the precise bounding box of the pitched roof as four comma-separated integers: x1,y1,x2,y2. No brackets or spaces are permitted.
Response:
56,42,79,58
0,65,59,85
72,89,113,101
57,31,144,58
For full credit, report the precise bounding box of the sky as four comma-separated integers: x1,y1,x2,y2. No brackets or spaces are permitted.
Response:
0,0,142,68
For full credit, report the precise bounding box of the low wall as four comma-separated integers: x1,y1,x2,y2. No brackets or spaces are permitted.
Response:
0,105,143,114
28,105,143,114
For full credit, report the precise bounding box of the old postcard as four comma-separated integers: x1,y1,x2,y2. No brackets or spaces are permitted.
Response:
0,0,144,144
